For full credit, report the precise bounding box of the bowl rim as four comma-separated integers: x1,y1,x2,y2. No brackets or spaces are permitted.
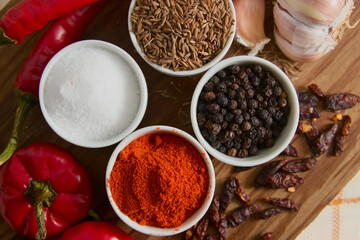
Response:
39,40,148,148
127,0,236,77
190,56,300,167
105,125,215,236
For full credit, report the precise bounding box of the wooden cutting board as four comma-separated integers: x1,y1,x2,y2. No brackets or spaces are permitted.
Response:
0,1,360,239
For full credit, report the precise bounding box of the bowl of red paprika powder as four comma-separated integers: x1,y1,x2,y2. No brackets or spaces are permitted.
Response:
105,125,215,236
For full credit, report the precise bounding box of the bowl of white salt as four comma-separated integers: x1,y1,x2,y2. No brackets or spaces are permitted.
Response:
39,40,148,148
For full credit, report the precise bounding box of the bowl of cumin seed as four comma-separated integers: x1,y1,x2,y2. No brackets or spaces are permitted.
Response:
128,0,236,77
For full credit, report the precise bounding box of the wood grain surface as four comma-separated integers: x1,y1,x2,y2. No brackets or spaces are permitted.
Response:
1,1,360,239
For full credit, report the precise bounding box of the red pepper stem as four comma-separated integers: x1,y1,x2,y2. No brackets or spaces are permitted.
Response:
24,180,57,240
0,91,37,166
0,28,16,46
88,209,101,221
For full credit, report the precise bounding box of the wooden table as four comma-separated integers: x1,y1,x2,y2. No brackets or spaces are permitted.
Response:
1,1,360,239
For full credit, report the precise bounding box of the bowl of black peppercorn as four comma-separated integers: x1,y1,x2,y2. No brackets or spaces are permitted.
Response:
190,56,299,167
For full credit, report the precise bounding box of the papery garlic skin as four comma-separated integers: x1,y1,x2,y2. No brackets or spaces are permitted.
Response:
233,0,270,56
277,0,345,27
274,0,355,62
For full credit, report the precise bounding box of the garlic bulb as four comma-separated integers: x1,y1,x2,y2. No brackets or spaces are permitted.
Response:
233,0,270,56
274,0,355,62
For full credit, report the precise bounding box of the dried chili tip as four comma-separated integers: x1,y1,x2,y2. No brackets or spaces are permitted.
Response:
326,93,360,110
185,223,197,240
334,115,351,157
259,232,273,240
257,207,284,219
254,159,289,188
235,178,251,205
265,197,298,211
297,121,313,134
287,187,296,192
219,177,237,213
192,218,209,240
267,172,304,189
332,113,343,122
308,83,326,100
314,122,338,156
209,195,220,227
281,157,317,173
218,214,228,240
227,203,262,228
281,144,298,157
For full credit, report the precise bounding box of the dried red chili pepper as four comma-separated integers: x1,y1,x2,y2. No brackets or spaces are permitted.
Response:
281,144,298,157
218,214,228,240
235,178,251,205
228,203,262,227
259,232,273,240
305,122,319,154
308,83,326,100
326,93,360,110
254,160,289,187
334,115,351,156
281,157,317,173
0,0,108,165
219,177,237,213
298,92,319,106
192,218,209,240
314,123,338,156
234,166,254,172
257,207,284,219
0,0,100,45
205,235,219,240
265,197,298,211
299,102,321,120
267,172,304,188
209,195,220,227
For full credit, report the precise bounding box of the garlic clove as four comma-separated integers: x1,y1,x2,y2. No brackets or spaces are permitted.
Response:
277,0,346,27
274,3,329,50
274,27,328,62
233,0,270,56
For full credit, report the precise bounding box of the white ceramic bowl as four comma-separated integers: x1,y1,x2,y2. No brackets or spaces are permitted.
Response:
190,56,299,167
105,125,215,236
39,40,148,148
128,0,236,77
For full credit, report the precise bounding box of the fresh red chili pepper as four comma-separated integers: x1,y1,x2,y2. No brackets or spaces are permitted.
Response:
58,221,134,240
0,142,92,240
0,0,108,165
0,0,100,46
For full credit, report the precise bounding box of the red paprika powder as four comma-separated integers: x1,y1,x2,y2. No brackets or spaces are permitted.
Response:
109,133,209,228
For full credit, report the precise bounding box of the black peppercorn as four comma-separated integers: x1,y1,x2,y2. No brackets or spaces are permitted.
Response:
238,149,248,158
243,112,250,121
229,123,239,131
248,146,258,156
210,75,220,85
267,106,276,116
265,116,273,127
197,113,206,126
278,97,287,107
216,70,227,78
221,108,227,115
225,130,235,141
232,109,242,116
269,97,278,107
236,90,246,101
229,65,241,74
206,103,220,113
209,123,221,135
246,88,255,99
265,138,275,148
248,108,256,117
265,77,276,87
228,75,237,83
264,88,273,97
212,113,224,124
205,92,216,102
216,82,227,92
250,117,260,127
218,145,227,153
234,115,244,125
225,113,234,122
211,140,221,149
225,140,234,148
228,148,238,157
257,109,269,120
204,81,215,92
248,99,259,109
254,65,262,73
241,121,252,131
208,134,217,143
255,94,264,102
274,111,284,121
197,102,206,112
273,85,282,96
228,100,238,110
238,71,246,79
228,90,236,99
261,101,268,108
221,121,228,130
243,138,252,149
251,76,261,87
217,95,229,107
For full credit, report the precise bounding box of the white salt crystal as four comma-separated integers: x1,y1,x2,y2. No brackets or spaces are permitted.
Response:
43,47,141,141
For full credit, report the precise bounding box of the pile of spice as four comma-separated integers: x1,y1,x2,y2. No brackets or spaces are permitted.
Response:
130,0,234,71
43,46,141,141
109,133,209,228
196,64,290,158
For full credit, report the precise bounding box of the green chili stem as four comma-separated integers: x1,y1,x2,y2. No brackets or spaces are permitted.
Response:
0,92,37,166
0,28,16,46
88,209,101,221
24,180,57,240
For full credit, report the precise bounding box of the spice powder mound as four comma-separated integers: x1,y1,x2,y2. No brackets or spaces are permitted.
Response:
130,0,235,71
109,133,209,228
